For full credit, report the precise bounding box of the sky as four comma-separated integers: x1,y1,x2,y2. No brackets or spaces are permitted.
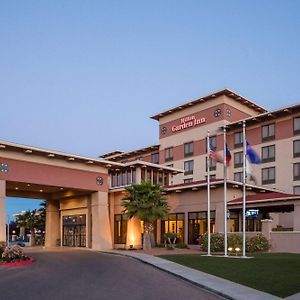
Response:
1,1,300,216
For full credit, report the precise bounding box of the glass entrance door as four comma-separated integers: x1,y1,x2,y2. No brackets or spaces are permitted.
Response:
63,215,86,247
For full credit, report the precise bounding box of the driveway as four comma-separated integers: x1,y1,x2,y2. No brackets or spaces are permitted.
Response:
0,248,223,300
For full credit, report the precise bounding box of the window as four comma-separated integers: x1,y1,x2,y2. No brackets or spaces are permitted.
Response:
151,153,159,164
161,213,184,243
188,211,215,244
294,186,300,194
205,174,216,181
294,140,300,158
165,147,173,162
184,160,194,175
294,117,300,135
114,215,127,244
234,132,243,148
234,152,243,168
262,167,275,184
206,157,216,171
294,163,300,181
206,136,216,152
184,178,193,183
184,142,194,157
262,124,275,142
234,172,243,182
261,145,275,163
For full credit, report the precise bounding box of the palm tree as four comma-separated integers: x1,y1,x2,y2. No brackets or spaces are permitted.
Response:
16,210,39,246
122,181,169,250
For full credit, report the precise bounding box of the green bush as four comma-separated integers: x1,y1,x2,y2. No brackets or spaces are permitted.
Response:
199,233,224,252
247,234,270,252
1,245,28,262
199,233,270,253
0,241,6,257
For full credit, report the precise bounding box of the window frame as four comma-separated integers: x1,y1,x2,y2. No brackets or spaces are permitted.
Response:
261,123,275,142
184,141,194,157
165,147,173,162
262,167,276,185
234,151,243,168
151,152,159,164
234,131,243,148
261,145,275,163
293,140,300,158
184,160,194,175
294,117,300,135
294,163,300,181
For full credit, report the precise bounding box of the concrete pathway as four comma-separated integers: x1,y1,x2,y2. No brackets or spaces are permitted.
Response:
100,250,285,300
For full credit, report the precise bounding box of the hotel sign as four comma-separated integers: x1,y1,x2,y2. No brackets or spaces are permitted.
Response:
171,115,206,132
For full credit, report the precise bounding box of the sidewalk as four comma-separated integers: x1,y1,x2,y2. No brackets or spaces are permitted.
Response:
100,249,285,300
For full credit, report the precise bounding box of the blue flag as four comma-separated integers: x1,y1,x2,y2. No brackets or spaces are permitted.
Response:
246,141,261,164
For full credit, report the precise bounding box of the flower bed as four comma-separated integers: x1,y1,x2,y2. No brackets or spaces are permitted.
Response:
0,243,33,266
0,257,34,266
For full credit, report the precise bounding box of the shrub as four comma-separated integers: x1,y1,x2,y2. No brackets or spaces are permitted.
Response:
199,233,270,253
0,241,6,257
199,233,224,252
1,245,28,262
163,232,177,249
247,234,270,252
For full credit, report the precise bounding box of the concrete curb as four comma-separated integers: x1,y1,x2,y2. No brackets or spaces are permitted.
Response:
100,250,282,300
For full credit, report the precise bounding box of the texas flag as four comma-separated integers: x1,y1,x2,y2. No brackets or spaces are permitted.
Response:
225,144,232,166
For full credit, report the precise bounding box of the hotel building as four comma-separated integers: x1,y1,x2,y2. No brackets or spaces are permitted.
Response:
0,88,300,252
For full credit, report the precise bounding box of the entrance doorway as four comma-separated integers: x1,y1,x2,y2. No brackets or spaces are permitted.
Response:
62,214,86,247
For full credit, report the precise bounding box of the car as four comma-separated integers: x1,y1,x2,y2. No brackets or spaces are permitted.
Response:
9,241,26,247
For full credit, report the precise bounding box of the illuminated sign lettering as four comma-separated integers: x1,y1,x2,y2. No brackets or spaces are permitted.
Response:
246,209,259,218
171,115,206,132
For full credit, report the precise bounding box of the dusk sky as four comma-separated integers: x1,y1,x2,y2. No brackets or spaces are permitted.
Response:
1,1,300,216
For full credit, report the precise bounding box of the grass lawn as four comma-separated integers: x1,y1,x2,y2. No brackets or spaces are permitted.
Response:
158,253,300,298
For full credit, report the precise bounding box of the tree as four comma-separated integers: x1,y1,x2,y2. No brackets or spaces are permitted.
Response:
122,181,169,250
16,210,39,246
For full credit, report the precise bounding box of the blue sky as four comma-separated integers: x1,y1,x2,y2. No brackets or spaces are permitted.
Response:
1,1,300,215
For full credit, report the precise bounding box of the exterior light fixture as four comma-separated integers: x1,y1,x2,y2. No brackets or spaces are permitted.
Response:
15,187,19,190
48,153,55,158
24,149,33,154
228,247,233,252
39,189,43,192
235,247,241,256
0,145,6,149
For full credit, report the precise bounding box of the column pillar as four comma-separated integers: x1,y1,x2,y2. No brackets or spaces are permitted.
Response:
261,219,273,240
45,199,60,248
184,212,189,245
91,191,112,250
0,180,6,242
126,218,142,249
294,203,300,231
215,202,224,233
136,167,142,184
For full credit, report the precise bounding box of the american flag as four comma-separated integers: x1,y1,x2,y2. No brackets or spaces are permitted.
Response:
209,144,223,163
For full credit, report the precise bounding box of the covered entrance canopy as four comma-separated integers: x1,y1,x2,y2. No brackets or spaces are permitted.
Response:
0,139,121,250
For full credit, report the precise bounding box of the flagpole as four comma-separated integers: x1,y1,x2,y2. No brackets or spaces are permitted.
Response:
207,130,211,256
242,121,246,258
223,126,228,256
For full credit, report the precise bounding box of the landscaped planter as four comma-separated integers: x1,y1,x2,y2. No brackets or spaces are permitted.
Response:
0,257,34,267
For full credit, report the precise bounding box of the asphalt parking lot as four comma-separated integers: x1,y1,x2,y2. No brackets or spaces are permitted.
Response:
0,248,223,300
